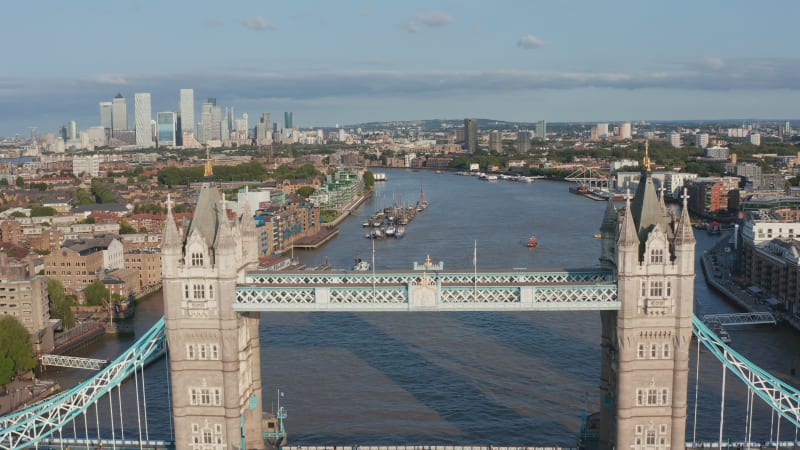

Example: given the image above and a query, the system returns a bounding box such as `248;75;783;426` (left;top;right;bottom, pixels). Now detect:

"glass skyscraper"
134;93;152;148
157;112;176;147
179;89;195;134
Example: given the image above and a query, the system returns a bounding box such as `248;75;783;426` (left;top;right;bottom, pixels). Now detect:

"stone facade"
0;254;54;353
598;171;696;450
162;188;264;450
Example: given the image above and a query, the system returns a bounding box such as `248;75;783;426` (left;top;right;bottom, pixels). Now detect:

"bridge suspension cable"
0;317;166;450
693;316;800;429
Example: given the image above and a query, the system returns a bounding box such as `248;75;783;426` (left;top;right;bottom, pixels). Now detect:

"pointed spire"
674;188;695;245
601;194;617;233
643;140;652;172
203;144;213;178
163;193;181;247
619;189;639;247
658;183;667;213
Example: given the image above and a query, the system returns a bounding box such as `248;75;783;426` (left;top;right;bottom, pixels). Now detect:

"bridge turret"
600;164;696;450
163;184;265;450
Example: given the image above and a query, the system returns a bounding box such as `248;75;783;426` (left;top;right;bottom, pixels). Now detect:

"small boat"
395;226;406;239
527;235;538;248
593;233;602;239
353;258;371;271
385;225;396;237
362;220;370;227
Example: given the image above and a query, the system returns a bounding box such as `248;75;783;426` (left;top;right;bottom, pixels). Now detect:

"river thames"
46;168;800;446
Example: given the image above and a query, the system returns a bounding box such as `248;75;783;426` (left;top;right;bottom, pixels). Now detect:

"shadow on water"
263;312;575;444
452;311;600;382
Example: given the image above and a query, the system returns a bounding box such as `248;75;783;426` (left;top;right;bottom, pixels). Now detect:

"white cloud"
417;11;453;28
404;21;420;34
517;35;546;50
241;16;274;31
86;74;128;85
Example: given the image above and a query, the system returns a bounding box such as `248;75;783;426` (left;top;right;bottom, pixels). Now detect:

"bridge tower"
162;186;265;449
599;165;695;449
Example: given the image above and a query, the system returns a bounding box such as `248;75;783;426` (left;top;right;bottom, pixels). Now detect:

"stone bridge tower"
599;161;696;449
162;186;264;449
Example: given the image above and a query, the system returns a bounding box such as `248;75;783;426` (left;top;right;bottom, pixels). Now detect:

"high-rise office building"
157;112;177;147
695;133;709;148
284;112;293;129
488;131;502;153
517;131;530;153
68;120;77;140
179;89;195;134
535;120;547;140
111;93;128;133
198;99;215;144
134;93;153;148
256;113;272;145
618;122;632;139
99;102;113;131
210;100;222;141
464;118;478;152
670;131;682;148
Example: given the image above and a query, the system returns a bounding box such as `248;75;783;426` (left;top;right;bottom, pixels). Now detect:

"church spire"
203;145;214;178
642;140;652;172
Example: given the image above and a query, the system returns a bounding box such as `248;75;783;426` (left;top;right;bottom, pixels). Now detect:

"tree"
84;281;110;306
30;206;56;217
47;278;75;330
0;316;36;382
362;171;375;189
0;353;14;387
119;220;135;234
296;186;315;198
15;176;24;188
0;178;8;186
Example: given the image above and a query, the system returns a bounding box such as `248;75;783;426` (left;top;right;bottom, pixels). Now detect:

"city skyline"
2;0;800;136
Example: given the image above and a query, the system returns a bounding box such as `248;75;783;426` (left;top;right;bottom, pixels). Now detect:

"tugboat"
527;235;538;248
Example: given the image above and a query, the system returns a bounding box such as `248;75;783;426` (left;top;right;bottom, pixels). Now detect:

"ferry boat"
527;235;538;247
373;172;387;182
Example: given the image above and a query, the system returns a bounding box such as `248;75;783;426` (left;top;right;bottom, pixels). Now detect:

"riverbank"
701;232;800;332
322;191;373;228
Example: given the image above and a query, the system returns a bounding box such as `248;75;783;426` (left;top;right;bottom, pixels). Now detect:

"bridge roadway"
234;268;620;312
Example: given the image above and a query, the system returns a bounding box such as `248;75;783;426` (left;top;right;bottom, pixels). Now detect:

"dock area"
293;228;340;249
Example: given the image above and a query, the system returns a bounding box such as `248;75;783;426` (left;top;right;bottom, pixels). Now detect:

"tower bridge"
3;167;800;449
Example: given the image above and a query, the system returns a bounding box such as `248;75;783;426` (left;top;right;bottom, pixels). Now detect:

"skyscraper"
464;118;478;152
619;122;632;140
198;100;214;144
517;131;530;153
535;120;547;140
99;102;113;131
68;120;77;141
179;89;195;134
111;93;128;133
256;113;272;145
284;112;293;129
134;93;153;148
488;131;502;153
157;111;177;147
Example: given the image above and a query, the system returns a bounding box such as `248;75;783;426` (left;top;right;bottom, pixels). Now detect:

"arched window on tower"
650;248;664;264
191;252;204;267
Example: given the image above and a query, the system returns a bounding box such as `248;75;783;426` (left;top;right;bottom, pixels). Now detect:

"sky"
2;0;799;136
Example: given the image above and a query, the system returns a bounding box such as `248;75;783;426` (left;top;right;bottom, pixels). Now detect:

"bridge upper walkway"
235;268;619;312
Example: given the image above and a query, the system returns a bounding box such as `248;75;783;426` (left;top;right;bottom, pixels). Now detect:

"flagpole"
473;240;477;293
